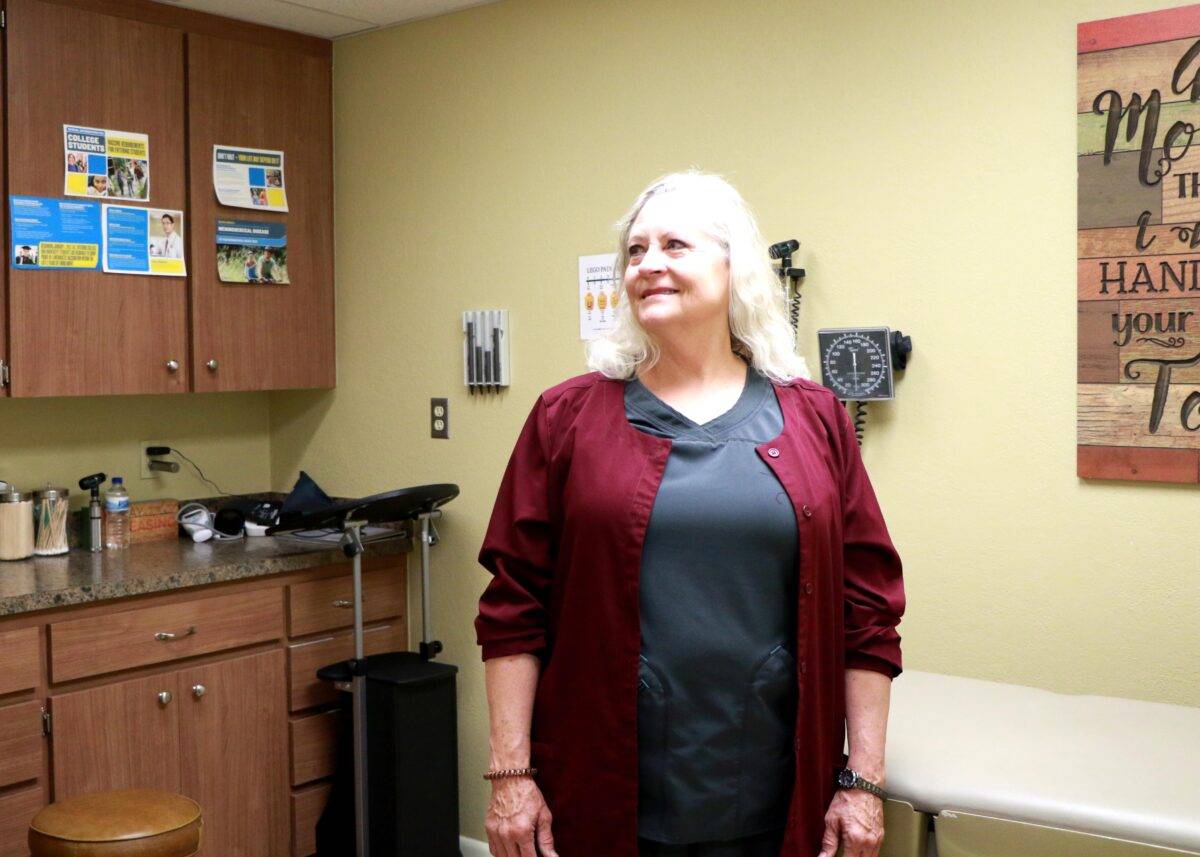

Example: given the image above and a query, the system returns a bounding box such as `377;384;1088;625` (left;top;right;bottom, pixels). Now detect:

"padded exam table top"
885;670;1200;852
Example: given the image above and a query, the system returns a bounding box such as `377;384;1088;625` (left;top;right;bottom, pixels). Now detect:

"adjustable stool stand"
269;484;460;857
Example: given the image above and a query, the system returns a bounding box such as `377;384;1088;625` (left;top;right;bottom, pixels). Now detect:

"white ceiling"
157;0;500;39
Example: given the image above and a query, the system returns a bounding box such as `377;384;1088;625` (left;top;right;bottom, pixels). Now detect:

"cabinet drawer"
290;709;339;786
0;628;39;696
287;567;405;638
0;783;43;857
50;588;284;682
291;783;331;857
287;622;404;712
0;702;43;789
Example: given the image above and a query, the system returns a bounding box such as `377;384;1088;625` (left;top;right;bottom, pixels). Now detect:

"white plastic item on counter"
0;488;35;560
104;477;130;550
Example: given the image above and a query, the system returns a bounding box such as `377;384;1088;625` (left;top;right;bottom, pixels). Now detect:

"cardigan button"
802;505;813;518
767;447;780;457
804;582;813;595
799;660;807;674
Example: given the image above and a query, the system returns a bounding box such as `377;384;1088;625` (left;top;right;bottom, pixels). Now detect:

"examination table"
876;670;1200;856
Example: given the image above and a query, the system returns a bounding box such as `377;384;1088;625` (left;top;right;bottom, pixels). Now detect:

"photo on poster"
212;145;288;212
9;195;102;270
64;125;150;201
103;205;185;277
216;219;288;284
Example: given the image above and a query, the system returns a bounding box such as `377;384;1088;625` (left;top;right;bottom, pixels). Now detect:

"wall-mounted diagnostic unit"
462;309;509;395
817;327;912;444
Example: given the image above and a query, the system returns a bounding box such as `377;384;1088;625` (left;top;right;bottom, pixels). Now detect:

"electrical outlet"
431;398;449;439
140;440;169;479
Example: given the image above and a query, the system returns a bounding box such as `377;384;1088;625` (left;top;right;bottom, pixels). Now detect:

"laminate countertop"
0;529;412;617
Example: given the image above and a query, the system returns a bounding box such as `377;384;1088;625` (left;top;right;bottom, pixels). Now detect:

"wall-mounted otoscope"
769;239;806;333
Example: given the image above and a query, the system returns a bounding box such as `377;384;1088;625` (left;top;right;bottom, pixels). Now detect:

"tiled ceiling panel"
157;0;500;38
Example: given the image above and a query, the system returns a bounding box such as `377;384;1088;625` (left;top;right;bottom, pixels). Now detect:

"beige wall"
271;0;1200;840
2;394;272;508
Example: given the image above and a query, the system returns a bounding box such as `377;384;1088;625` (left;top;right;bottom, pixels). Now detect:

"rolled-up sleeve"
475;397;557;661
835;401;905;678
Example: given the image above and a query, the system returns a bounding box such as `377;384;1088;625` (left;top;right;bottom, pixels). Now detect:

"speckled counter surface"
0;530;412;616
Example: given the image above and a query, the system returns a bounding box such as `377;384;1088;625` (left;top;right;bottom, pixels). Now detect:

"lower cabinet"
0;555;407;857
51;649;289;856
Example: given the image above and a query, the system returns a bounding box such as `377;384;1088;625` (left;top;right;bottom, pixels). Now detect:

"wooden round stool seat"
28;789;202;857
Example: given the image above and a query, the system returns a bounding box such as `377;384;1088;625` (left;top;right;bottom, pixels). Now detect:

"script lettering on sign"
1078;4;1200;482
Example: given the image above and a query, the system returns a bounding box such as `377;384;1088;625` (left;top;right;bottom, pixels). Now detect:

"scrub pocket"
637;655;670;821
738;643;798;831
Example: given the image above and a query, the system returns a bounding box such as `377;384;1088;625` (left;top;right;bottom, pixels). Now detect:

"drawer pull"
332;600;353;609
157;691;172;706
154;626;197;642
192;683;207;699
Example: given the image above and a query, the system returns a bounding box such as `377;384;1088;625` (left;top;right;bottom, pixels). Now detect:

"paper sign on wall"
9;195;101;270
579;253;619;341
212;145;288;211
102;206;186;277
63;125;149;201
216;220;288;284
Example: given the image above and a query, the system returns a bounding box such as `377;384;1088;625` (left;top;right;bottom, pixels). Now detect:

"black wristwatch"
834;767;887;800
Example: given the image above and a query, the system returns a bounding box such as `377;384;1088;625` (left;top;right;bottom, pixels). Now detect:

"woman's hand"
485;776;558;857
817;788;884;857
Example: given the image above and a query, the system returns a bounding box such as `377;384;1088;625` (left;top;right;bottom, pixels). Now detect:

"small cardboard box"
129;499;180;543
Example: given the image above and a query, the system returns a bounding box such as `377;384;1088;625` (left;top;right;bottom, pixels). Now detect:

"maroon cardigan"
475;371;905;856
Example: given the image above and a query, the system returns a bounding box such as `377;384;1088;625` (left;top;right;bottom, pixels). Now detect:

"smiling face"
624;192;730;335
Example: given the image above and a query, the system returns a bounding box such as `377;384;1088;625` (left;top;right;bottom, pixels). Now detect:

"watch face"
817;329;894;401
837;769;856;789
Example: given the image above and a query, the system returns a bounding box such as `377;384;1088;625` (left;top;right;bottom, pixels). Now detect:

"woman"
476;171;905;857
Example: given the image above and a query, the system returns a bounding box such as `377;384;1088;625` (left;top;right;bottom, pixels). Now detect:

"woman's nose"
637;245;666;272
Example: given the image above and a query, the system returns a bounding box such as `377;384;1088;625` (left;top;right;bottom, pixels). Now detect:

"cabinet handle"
192;684;207;699
166;360;180;372
157;691;172;707
206;359;218;371
332;599;353;609
154;626;196;642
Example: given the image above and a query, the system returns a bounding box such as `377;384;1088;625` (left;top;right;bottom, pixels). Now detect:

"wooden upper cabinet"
187;35;334;392
5;0;189;397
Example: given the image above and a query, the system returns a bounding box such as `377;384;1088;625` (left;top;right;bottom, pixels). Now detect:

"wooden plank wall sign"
1078;5;1200;483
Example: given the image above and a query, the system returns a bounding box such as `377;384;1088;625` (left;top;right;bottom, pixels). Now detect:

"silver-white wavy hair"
586;170;810;383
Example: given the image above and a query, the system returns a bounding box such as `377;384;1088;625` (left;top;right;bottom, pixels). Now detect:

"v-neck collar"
625;363;771;441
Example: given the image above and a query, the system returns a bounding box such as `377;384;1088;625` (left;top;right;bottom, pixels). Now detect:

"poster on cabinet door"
9;195;101;269
579;253;618;340
102;205;186;276
63;125;149;201
212;145;288;211
216;220;288;284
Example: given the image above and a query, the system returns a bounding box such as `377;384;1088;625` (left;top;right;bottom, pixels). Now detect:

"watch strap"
835;767;888;800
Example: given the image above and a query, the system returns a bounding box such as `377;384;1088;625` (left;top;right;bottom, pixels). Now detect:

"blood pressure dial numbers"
817;328;894;401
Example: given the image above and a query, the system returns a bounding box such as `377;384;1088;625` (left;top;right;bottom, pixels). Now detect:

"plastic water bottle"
104;477;131;550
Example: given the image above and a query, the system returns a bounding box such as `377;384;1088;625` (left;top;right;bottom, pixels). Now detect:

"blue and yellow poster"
9;195;101;269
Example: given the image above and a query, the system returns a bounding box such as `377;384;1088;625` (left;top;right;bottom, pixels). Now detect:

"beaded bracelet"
483;767;538;781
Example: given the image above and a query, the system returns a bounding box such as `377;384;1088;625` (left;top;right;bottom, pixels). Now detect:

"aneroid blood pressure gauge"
817;327;909;401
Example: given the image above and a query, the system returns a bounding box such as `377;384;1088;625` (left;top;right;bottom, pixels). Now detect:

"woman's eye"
628;245;644;257
666;239;686;250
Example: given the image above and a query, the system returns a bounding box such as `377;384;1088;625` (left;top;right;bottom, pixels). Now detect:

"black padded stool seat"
28;789;202;857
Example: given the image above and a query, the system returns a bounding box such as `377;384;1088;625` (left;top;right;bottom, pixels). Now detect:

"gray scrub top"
626;364;800;844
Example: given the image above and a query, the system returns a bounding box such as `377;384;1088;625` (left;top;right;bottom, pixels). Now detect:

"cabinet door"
187;35;334;392
180;649;289;856
5;0;188;397
50;672;181;798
